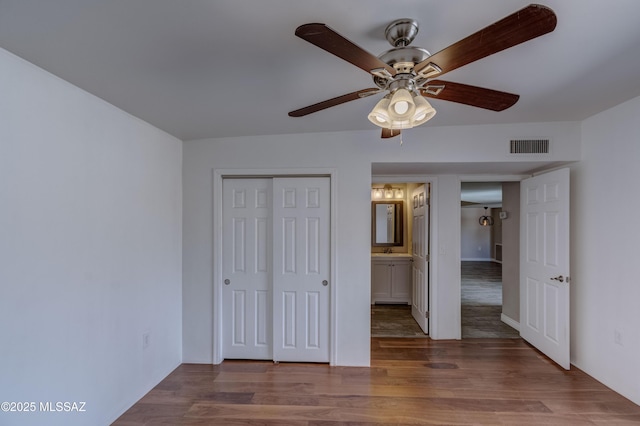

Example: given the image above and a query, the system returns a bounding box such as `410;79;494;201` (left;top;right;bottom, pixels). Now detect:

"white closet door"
222;178;272;359
272;177;330;363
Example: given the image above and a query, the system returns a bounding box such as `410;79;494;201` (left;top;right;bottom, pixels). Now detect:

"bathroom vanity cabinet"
371;255;411;304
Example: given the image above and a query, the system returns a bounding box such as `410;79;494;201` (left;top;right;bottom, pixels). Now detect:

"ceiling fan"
288;4;557;138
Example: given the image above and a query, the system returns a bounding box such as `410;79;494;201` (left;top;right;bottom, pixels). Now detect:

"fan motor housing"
374;18;431;89
385;18;420;47
374;46;431;88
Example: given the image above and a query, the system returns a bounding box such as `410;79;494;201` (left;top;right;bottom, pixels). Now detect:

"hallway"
462;261;519;338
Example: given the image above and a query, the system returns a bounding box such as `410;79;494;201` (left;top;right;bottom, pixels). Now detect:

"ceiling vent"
509;139;550;154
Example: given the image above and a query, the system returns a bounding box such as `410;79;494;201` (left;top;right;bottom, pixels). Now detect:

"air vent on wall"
510;139;550;154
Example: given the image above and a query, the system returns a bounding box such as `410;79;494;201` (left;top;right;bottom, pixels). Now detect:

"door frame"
457;172;561;340
458;175;527;339
372;175;437;337
213;168;338;365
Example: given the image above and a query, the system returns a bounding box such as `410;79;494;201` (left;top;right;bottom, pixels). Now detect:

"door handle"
550;275;564;283
224;279;231;285
322;280;328;286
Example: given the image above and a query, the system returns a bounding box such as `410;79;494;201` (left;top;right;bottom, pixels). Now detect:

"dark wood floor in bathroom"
371;304;427;337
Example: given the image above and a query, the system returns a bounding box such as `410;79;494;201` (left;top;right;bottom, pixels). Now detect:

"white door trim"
457;174;530;340
213;168;338;365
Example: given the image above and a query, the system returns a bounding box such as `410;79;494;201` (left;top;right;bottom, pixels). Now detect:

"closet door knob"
224;279;231;285
322;280;328;286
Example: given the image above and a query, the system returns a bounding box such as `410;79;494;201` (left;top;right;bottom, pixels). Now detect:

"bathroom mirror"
371;201;404;246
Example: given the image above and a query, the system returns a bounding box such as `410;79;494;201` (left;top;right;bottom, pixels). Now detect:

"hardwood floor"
371;304;427;338
462;261;519;339
371;262;517;339
113;338;640;425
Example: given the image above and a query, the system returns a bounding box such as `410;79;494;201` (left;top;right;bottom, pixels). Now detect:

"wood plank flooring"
462;261;519;339
371;304;427;338
113;338;640;425
371;261;518;339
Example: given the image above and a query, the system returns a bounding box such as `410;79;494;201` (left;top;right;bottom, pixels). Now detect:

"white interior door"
411;184;429;334
520;168;570;369
273;177;330;362
222;178;272;360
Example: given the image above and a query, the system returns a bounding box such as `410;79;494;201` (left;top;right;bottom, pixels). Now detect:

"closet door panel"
273;177;330;362
222;178;272;359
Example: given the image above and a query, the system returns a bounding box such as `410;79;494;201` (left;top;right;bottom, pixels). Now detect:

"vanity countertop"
371;253;412;258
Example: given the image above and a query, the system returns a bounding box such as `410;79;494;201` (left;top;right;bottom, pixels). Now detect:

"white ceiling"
2;0;640;143
461;182;503;207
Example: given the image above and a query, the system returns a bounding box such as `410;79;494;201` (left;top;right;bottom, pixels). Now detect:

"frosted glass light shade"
389;118;412;130
412;96;436;126
368;91;437;130
388;88;416;120
367;97;391;128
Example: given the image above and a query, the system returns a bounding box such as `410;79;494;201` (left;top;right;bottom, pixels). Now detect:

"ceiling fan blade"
381;128;401;138
414;4;557;77
288;88;379;117
295;23;397;76
420;80;519;111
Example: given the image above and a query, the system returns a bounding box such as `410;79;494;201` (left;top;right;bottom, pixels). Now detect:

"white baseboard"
461;257;493;262
501;313;520;331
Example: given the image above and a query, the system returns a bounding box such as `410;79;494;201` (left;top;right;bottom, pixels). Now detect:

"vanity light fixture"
384;184;395;199
372;184;405;200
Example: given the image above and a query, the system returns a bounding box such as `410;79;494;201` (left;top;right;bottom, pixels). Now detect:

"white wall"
183;133;374;366
571;95;640;405
183;121;580;364
0;48;183;426
461;207;492;260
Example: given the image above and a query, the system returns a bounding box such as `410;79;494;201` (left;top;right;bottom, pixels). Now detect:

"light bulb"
388;89;416;121
393;101;409;115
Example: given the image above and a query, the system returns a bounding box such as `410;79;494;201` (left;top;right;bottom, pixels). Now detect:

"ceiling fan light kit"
289;4;557;138
367;74;437;130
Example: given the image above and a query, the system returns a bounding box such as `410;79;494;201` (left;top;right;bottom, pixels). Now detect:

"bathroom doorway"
370;180;431;338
